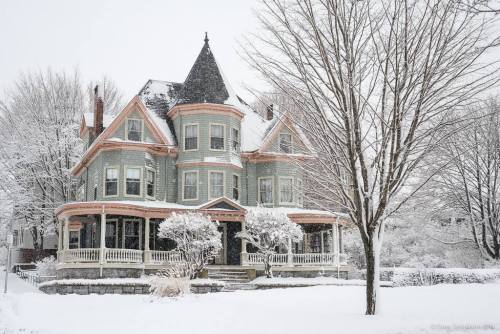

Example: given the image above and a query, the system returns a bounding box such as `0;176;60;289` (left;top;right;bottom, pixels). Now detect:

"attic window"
279;133;292;153
127;119;142;141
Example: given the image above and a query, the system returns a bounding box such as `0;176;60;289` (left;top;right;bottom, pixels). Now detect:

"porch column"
144;217;150;264
63;217;69;250
240;220;247;265
332;222;338;264
287;237;293;266
99;212;106;265
57;219;63;252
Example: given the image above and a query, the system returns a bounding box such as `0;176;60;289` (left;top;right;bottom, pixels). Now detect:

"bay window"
233;174;240;201
183;171;198;200
125;167;141;196
258;177;273;204
184;124;198;151
104;167;118;196
279;177;294;204
210;124;225;150
209;171;224;199
146;169;155;198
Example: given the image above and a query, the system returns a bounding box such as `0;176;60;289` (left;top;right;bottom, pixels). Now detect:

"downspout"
164;156;168;202
85;166;89;201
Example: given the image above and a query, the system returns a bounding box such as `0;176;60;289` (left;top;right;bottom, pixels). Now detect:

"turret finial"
204;32;209;44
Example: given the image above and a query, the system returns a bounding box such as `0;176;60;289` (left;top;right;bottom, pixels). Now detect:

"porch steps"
223;283;258;291
207;269;250;283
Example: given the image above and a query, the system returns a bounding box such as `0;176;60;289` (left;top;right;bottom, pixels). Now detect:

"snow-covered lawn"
1;269;499;334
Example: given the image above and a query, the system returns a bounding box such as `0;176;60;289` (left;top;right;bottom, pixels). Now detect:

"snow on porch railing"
292;253;335;265
105;249;143;263
149;250;184;264
62;248;100;263
243;253;343;266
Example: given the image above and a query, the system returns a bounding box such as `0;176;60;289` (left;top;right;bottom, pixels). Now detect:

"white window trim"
279;176;295;205
231;127;240;152
103;166;120;198
232;173;241;202
125;117;144;142
145;167;156;199
183;123;199;151
208;170;225;200
279;132;293;153
124;165;143;198
209;123;226;151
257;176;274;205
182;170;199;201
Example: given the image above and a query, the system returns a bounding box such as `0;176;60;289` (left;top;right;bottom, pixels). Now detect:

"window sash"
127;119;142;141
126;168;141;196
105;168;118;196
184;125;198;150
233;175;239;201
210;124;224;150
184;172;198;200
146;170;155;197
279;133;292;153
280;178;293;203
259;178;273;204
231;128;239;151
210;172;224;198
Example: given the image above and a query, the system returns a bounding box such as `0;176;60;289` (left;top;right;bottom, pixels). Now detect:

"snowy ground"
1;269;499;334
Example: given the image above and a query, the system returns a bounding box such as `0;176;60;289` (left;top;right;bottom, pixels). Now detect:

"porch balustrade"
60;248;100;263
105;248;143;263
149;250;184;264
242;252;345;266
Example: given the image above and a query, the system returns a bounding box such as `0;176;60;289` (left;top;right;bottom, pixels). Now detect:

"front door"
123;219;141;249
214;223;227;265
105;220;118;248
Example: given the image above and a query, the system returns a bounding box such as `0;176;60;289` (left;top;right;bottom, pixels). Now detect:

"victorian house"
55;35;349;279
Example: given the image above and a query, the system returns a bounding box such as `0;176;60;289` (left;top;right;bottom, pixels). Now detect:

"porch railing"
149;250;183;264
105;249;143;263
61;248;100;263
242;252;347;266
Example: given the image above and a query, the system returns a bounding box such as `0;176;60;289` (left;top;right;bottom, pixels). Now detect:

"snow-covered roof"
82;113;115;129
138;80;182;145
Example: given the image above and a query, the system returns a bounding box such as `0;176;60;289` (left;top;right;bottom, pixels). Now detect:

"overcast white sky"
0;0;264;102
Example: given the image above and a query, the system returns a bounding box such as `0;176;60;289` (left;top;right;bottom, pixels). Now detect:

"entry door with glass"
123;219;141;249
214;223;227;265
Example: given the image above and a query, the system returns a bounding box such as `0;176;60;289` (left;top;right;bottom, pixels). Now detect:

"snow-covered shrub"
149;268;190;297
158;212;222;279
392;268;500;286
35;256;57;277
236;207;303;278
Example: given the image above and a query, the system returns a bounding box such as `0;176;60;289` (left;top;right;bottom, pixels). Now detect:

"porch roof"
55;197;350;225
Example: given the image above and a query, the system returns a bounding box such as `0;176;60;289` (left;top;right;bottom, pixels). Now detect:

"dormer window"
279;133;292;153
127;119;142;141
231;128;240;151
210;124;225;150
184;124;198;151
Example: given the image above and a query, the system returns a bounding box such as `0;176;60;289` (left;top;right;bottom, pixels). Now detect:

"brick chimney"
266;104;274;120
93;85;104;136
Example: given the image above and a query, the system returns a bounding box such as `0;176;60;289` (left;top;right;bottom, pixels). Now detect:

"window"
279;133;292;153
210;124;225;150
184;124;198;151
279;177;294;204
69;230;80;249
183;171;198;200
258;177;273;204
296;179;303;206
127;119;142;141
233;174;240;201
124;219;140;249
209;171;224;199
126;167;141;196
105;168;118;196
146;169;155;198
231;128;240;151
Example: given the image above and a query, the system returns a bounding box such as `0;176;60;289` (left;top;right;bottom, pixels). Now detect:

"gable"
260;115;313;154
199;197;246;212
108;109;160;144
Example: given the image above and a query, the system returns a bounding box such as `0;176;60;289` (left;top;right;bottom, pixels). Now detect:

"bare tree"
432;99;500;260
243;0;499;314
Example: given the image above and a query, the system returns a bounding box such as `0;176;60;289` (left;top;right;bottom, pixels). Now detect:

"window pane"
147;170;155;197
259;178;273;204
233;175;239;201
232;128;239;151
279;133;292;153
280;178;293;203
126;168;141;196
127;119;142;141
184;172;198;199
185;125;198;150
210;124;224;150
210;172;224;198
105;168;118;196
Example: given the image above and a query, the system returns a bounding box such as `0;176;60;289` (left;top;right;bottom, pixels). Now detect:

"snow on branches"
158;212;222;279
237;207;303;278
